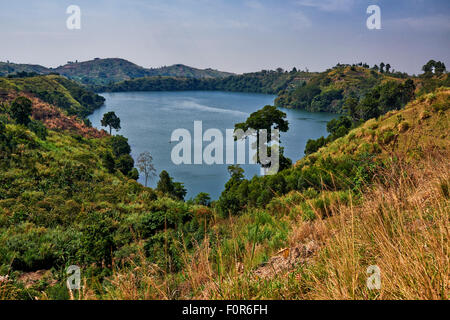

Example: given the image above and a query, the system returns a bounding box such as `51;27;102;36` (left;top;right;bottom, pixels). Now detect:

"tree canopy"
10;96;32;125
101;111;121;134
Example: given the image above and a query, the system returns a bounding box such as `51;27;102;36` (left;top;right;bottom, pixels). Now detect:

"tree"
102;151;116;173
10;96;32;125
157;170;174;195
343;96;359;121
422;60;436;75
422;60;446;76
235;105;289;144
194;192;211;206
385;64;391;73
137;151;156;187
101;111;121;134
380;62;385;73
156;170;187;200
116;154;135;176
28;119;48;140
435;61;446;75
305;136;326;155
235;105;291;171
359;92;380;120
109;135;131;157
173;182;187;201
224;165;245;191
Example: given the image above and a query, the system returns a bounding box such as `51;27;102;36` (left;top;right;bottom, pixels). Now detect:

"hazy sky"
0;0;449;74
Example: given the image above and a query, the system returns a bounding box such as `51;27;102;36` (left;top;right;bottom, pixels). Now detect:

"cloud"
295;0;355;12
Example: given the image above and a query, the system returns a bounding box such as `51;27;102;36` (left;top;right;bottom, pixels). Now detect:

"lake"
88;91;337;199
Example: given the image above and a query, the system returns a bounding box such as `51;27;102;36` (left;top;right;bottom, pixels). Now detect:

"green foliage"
27;119;48;140
358;80;416;121
10;96;32;125
101;111;121;134
235;105;289;133
193;192;211;206
156;170;187;201
305;116;353;155
0;75;105;118
422;60;446;76
109;135;131;157
115;154;135;176
97;69;304;94
310;89;343;112
102;151;116;173
0;121;202;287
275;65;382;113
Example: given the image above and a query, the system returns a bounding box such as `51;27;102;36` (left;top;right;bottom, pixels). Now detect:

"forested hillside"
0;62;448;300
97;63;436;115
0;59;234;86
0;75;104;118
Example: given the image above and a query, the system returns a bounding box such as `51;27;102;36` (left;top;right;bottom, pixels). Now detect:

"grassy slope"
197;88;450;299
0;121;207;299
0;75;104;117
0;74;448;300
88;88;448;300
275;65;398;112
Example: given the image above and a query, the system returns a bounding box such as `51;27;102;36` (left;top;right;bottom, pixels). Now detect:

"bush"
10;97;32;125
27;120;48;140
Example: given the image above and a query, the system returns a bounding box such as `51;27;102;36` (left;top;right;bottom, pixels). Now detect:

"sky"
0;0;449;74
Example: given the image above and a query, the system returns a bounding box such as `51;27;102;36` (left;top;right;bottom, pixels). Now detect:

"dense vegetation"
0;94;209;299
0;75;104;118
0;62;49;77
0;61;448;300
95;69;311;94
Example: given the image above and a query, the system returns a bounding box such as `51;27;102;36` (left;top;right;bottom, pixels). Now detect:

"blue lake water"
88;91;336;199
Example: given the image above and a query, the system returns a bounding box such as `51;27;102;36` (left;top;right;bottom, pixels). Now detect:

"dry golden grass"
181;150;448;300
296;152;449;300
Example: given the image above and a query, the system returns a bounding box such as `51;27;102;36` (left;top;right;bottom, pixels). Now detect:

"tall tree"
101;111;121;134
235;105;291;171
385;64;391;73
194;192;211;206
137;151;156;187
380;62;385;73
10;96;32;125
157;170;174;195
343;96;359;121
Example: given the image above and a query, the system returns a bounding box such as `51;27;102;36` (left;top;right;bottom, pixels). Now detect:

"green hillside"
97;69;313;94
0;75;104;118
0;66;448;300
0;62;49;77
146;64;234;79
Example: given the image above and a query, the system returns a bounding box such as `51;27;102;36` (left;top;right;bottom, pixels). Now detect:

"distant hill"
146;64;234;79
97;69;315;94
0;58;234;86
0;62;49;76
